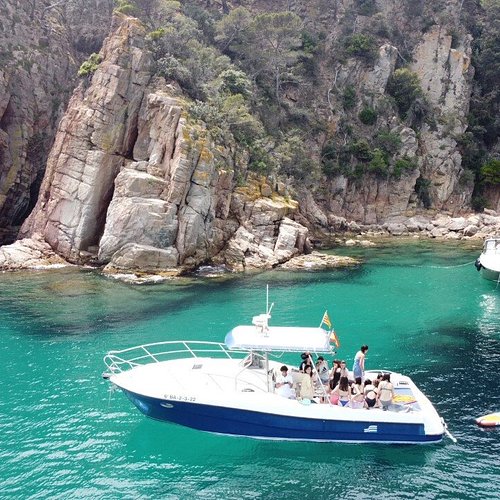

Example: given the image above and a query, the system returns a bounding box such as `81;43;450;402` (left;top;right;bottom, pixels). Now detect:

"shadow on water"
0;264;372;338
125;417;436;469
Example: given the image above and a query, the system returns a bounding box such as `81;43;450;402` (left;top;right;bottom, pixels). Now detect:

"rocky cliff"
6;14;314;274
0;1;499;274
0;0;113;244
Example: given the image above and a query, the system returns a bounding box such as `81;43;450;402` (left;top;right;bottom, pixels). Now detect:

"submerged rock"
278;251;359;270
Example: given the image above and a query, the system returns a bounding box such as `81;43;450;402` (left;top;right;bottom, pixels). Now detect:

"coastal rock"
216;199;311;271
448;217;467;231
103;243;179;272
463;224;478;237
278;251;359;270
0;236;69;270
385;223;407;236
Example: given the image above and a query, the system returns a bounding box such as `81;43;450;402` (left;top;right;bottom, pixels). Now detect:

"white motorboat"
475;238;500;282
103;302;449;444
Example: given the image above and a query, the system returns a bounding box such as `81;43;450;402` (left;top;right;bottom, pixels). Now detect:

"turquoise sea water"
1;240;499;499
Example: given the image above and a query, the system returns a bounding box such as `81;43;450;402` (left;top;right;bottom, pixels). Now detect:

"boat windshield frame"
483;238;500;254
104;340;251;374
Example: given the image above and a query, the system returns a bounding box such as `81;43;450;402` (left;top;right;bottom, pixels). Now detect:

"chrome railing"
103;340;249;374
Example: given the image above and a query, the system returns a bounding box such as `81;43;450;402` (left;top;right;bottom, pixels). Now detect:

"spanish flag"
321;311;332;329
330;330;340;348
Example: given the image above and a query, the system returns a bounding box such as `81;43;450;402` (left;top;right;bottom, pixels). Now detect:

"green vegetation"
386;68;423;118
374;131;401;155
344;34;377;63
393;156;417;179
100;0;496;206
350;139;373;162
367;148;389;177
480;158;500;185
77;53;102;77
358;107;377;125
355;0;378;16
216;10;304;104
114;0;137;15
342;86;357;109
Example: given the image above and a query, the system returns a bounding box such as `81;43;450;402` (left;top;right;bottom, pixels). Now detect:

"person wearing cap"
275;365;295;399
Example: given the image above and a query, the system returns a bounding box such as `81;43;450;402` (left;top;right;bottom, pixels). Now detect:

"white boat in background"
475;238;500;282
103;296;451;444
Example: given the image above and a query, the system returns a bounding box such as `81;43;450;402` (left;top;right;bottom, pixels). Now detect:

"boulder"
106;243;179;271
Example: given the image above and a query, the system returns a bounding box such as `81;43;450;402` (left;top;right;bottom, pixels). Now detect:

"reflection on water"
477;293;500;338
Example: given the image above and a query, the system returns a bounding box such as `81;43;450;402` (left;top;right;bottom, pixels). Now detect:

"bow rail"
103;340;251;374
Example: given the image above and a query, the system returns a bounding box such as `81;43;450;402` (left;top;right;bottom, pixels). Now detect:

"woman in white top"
300;365;315;400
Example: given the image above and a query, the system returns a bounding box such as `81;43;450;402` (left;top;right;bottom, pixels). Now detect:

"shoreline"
0;209;496;282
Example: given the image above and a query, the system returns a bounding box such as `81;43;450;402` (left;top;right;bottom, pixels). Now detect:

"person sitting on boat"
275;366;295;399
300;364;315;401
316;356;330;385
377;373;395;410
350;377;365;409
352;345;368;380
363;379;378;409
331;376;352;407
339;360;349;379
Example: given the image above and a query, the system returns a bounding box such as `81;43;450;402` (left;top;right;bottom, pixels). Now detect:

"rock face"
301;22;475;228
0;5;493;275
3;14;313;274
20;14;152;263
411;26;474;210
0;0;113;244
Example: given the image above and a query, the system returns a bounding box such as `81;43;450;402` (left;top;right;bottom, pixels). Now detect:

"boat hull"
480;266;500;282
122;389;442;444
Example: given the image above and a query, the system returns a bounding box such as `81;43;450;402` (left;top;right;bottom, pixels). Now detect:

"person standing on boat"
300;364;315;400
352;345;368;380
275;366;295;399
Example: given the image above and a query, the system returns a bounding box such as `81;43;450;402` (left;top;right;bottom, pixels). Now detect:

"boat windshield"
484;239;500;254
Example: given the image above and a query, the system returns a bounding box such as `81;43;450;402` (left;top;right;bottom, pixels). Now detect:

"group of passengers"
275;348;395;409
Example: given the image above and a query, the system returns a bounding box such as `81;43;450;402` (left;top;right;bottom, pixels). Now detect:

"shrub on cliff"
114;0;137;16
387;68;423;118
77;53;102;77
350;139;373;162
215;10;304;105
358;107;377;125
392;156;417;179
375;131;401;155
367;148;389;177
342;86;357;109
480;158;500;185
344;34;377;63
